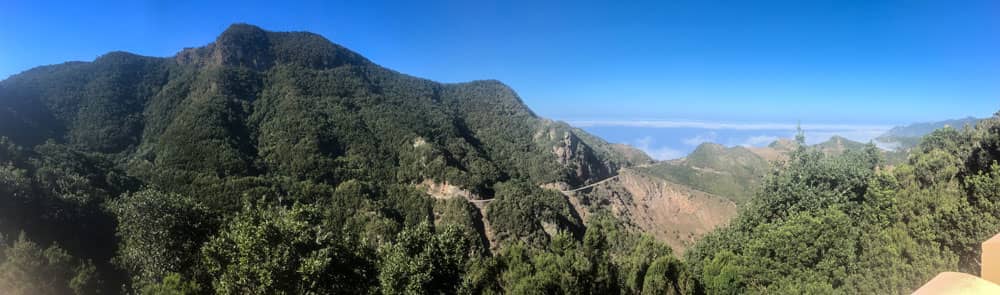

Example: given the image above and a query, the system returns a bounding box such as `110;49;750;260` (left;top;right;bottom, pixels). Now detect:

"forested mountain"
2;23;999;295
639;143;771;206
0;24;696;294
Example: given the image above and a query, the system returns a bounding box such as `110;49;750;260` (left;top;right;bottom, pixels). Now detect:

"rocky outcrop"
536;121;618;186
176;23;369;70
419;179;477;200
419;179;499;251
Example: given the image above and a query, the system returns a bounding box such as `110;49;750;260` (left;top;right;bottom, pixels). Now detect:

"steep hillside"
0;24;630;191
638;143;771;206
550;142;770;255
566;169;738;254
745;138;799;162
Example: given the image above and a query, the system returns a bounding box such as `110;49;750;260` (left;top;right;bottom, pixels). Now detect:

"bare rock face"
176;23;369;71
541;123;615;186
175;24;272;70
419;179;477;200
566;169;738;254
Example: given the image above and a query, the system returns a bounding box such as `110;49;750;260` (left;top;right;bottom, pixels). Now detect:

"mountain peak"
213;23;273;69
219;23;267;38
767;138;800;151
176;23;369;70
693;142;725;151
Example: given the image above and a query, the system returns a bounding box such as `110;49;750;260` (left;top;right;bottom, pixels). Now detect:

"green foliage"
377;223;478;294
139;273;201;295
201;201;376;294
488;215;696;295
109;189;215;289
486;180;582;246
685;116;1000;294
642;255;692;295
639;143;770;205
0;232;101;295
0;24;663;294
0;140;128;293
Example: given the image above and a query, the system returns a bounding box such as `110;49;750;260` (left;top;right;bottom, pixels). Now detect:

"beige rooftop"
912;232;1000;294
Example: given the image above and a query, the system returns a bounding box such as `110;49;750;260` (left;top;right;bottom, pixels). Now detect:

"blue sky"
2;0;999;157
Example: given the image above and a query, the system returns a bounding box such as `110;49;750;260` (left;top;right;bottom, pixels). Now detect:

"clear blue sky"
2;0;999;124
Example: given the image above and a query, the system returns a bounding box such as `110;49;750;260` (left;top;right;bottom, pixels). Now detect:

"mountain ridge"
876;116;982;150
0;23;620;186
1;23;688;292
0;23;660;256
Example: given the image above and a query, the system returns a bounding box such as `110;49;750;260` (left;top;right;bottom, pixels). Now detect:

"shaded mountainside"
0;23;648;246
0;24;628;191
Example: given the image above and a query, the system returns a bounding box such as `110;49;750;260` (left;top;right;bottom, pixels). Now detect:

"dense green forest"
0;24;676;294
1;24;999;294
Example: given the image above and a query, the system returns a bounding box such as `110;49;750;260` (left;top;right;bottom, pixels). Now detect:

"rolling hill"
637;143;771;206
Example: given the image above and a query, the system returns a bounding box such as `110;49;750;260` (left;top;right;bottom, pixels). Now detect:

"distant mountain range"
564;134;887;251
876;117;982;150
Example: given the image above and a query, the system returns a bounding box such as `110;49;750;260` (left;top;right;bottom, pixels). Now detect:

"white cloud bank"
634;136;684;160
737;135;780;147
682;132;718;146
568;119;893;132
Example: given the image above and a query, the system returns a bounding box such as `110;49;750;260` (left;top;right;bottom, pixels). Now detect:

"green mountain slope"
0;24;692;293
0;24;631;191
814;135;867;155
637;143;771;205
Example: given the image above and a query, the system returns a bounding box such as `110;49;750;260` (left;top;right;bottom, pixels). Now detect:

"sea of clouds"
569;119;893;160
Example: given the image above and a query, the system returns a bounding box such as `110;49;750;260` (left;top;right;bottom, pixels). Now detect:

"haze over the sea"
566;119;894;160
